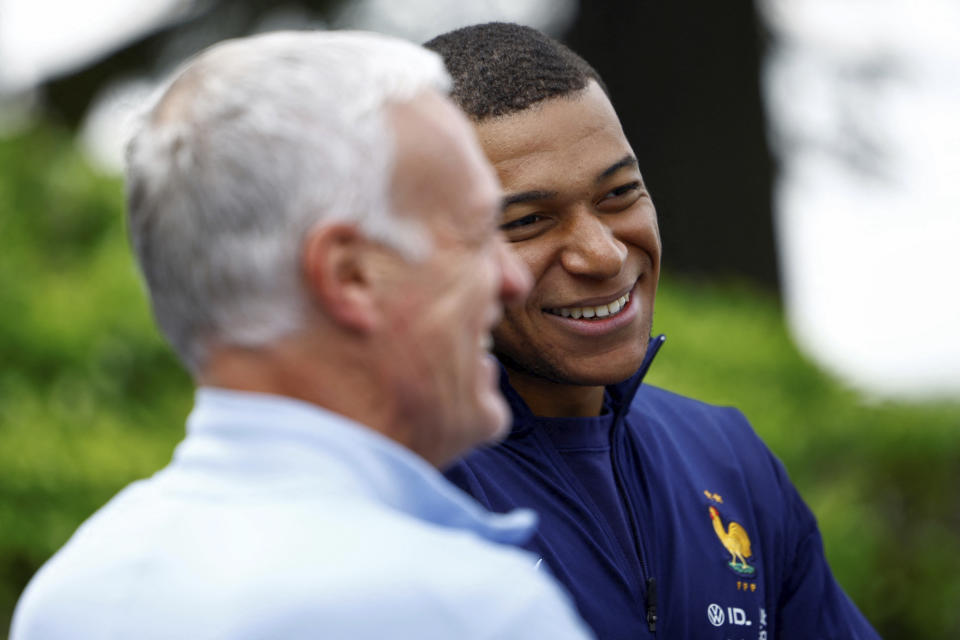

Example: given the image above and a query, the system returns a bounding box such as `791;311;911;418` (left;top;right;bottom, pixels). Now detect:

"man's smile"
545;290;631;320
536;279;643;338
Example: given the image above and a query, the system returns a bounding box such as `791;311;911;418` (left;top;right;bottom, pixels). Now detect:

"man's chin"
497;350;645;388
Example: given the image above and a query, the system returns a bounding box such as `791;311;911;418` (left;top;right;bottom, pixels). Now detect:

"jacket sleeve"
775;472;881;640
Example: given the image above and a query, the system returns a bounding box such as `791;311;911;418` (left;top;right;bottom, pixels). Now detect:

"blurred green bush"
0;123;193;636
1;123;958;639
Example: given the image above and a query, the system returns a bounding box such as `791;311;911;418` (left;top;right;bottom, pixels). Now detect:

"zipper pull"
645;577;658;633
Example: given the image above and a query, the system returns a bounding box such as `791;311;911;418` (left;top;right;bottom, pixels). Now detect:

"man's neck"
504;367;606;418
199;334;390;432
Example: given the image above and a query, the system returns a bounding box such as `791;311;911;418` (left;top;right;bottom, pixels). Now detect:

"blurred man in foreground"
11;30;594;639
426;22;879;640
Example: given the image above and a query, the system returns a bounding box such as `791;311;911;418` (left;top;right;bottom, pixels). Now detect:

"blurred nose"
497;239;532;306
560;210;627;279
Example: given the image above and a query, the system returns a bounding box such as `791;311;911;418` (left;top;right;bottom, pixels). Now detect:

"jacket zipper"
611;425;657;634
646;576;658;632
610;335;666;634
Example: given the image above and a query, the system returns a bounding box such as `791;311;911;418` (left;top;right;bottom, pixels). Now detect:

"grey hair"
125;30;451;373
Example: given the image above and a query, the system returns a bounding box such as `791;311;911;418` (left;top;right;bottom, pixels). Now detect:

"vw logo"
707;603;725;627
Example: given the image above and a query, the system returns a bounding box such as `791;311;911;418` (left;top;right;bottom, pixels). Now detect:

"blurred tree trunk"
565;0;778;290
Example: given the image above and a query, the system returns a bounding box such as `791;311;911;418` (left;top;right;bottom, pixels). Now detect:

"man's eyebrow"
502;189;559;209
597;154;639;182
500;156;638;209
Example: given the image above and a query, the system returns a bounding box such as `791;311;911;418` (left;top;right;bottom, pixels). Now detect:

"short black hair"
424;22;607;120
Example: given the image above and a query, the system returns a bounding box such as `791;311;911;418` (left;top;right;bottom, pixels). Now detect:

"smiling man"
426;22;879;640
11;30;594;640
475;80;660;418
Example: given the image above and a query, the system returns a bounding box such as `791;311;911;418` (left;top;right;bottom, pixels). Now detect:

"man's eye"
499;213;550;242
500;214;543;231
597;182;644;212
604;182;640;200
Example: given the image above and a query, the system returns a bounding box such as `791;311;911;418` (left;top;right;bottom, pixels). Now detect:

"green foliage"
0;124;193;636
1;124;958;639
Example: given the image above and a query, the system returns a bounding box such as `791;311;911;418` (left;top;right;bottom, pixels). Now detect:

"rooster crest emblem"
708;506;756;576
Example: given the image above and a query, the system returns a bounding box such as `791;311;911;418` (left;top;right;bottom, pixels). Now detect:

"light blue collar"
177;387;537;546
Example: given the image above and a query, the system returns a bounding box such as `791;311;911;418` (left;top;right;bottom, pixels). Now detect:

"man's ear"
302;223;381;333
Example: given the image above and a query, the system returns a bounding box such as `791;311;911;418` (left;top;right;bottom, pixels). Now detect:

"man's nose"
497;240;533;306
559;210;627;279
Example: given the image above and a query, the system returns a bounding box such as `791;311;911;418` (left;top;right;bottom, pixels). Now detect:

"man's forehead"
472;82;634;184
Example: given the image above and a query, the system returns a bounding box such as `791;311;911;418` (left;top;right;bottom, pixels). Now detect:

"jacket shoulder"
630;384;762;448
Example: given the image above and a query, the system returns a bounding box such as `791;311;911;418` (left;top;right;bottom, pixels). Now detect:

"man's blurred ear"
302;224;382;333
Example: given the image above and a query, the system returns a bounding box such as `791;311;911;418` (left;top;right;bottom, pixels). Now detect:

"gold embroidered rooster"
708;506;755;575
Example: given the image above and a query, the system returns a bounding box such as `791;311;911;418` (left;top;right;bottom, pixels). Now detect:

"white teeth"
548;292;630;320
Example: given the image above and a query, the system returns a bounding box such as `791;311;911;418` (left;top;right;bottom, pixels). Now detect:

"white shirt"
11;388;593;639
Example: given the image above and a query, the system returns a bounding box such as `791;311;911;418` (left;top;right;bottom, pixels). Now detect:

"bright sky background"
0;0;188;93
0;0;576;170
1;0;957;400
762;0;960;399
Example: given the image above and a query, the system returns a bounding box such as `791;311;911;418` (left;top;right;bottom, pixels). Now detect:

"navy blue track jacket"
445;336;879;639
